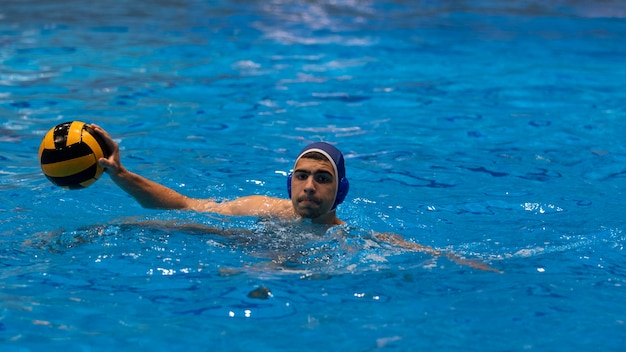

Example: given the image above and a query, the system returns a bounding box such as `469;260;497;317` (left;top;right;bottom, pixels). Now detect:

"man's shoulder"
245;195;291;208
244;195;295;219
188;195;294;219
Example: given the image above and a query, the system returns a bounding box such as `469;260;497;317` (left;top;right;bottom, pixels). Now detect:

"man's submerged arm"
375;232;502;273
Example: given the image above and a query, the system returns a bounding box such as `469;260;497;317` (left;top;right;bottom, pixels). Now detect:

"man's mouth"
298;197;320;205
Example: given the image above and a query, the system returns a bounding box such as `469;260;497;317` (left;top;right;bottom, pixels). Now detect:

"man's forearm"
109;167;190;209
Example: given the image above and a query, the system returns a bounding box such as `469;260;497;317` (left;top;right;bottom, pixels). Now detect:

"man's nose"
304;176;316;193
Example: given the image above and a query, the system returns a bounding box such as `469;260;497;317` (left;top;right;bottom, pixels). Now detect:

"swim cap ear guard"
287;142;350;210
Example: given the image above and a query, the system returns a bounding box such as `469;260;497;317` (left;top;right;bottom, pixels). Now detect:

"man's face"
290;157;337;220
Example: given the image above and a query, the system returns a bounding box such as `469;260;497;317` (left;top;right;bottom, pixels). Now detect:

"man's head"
288;142;349;221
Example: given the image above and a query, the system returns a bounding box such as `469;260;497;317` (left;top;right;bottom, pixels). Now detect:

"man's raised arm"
92;125;294;219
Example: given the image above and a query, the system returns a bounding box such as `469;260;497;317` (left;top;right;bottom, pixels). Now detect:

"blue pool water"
2;0;626;350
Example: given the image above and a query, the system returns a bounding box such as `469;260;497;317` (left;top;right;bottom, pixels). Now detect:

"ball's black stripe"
84;125;112;157
40;142;94;164
67;184;87;190
45;163;98;188
53;121;72;149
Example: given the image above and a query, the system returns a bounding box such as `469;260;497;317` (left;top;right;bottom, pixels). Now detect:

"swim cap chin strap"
287;142;349;211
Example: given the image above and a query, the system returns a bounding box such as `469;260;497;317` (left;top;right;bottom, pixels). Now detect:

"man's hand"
91;124;123;176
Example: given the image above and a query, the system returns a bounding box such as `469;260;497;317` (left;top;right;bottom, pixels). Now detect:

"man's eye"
294;172;308;180
315;174;332;183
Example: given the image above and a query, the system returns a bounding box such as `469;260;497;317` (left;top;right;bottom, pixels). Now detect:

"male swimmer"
93;125;348;226
92;125;499;272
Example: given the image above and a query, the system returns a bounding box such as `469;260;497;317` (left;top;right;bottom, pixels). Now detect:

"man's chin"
296;207;323;219
297;210;319;219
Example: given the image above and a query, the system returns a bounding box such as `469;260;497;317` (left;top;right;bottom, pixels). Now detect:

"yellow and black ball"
39;121;111;189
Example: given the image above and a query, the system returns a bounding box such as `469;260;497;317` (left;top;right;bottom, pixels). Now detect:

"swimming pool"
2;0;626;350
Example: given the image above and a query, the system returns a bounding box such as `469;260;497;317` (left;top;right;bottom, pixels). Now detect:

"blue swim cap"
287;142;349;210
